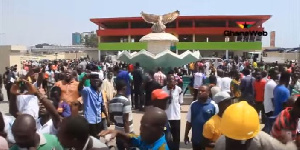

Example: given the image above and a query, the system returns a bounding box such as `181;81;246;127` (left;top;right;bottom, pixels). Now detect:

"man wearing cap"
202;91;232;150
151;89;173;146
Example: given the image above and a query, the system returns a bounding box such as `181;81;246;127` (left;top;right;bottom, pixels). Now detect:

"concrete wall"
86;50;99;61
0;45;27;74
265;52;298;61
0;45;89;73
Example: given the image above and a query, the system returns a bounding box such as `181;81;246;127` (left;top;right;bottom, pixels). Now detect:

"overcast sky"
0;0;299;48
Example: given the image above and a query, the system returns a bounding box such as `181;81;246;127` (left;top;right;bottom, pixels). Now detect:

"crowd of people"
0;57;300;150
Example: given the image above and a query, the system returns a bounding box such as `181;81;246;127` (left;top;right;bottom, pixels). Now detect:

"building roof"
91;15;271;25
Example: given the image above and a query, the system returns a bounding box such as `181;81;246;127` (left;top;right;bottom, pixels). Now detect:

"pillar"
192;34;196;42
128;35;131;43
226;50;229;60
98;36;101;61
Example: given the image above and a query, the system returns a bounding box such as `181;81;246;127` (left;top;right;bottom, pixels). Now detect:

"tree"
84;32;98;48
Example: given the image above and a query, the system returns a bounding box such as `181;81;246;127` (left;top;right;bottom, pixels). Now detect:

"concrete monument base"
139;33;179;55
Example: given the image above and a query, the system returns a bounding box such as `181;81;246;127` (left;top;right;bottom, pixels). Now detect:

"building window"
179;35;193;42
179;21;193;27
195;20;226;27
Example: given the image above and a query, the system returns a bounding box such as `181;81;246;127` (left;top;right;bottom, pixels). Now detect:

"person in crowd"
101;71;115;102
132;62;144;110
101;71;115;129
173;67;183;89
264;69;278;117
144;72;162;106
262;70;268;81
184;85;217;150
109;80;134;150
54;69;80;115
79;73;109;138
220;72;232;93
58;116;108;150
214;101;298;150
208;75;221;98
10;114;63;150
151;89;173;145
45;64;56;95
253;71;267;123
154;67;166;87
240;68;255;105
91;64;104;81
273;71;291;116
100;107;169;150
113;66;132;102
230;70;241;98
10;80;61;136
192;66;206;101
151;89;170;110
50;87;71;118
4;67;15;103
162;74;183;150
216;69;223;88
202;91;232;150
10;79;39;120
271;96;300;143
78;68;91;87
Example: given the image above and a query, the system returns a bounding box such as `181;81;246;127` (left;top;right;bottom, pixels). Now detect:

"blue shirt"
129;134;169;150
116;70;131;96
273;85;290;116
80;87;103;124
190;100;216;144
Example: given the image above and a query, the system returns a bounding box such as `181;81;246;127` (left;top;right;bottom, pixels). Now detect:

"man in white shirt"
216;69;223;88
264;69;278;117
193;68;205;101
162;74;183;150
220;72;232;93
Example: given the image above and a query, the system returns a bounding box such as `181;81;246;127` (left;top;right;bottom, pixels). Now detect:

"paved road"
0;87;193;149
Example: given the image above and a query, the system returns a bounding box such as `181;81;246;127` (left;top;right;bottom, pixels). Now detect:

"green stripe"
98;42;262;51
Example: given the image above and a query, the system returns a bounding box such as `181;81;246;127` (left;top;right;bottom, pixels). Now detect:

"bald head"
12;114;37;148
12;114;36;132
143;107;167;127
140;107;168;144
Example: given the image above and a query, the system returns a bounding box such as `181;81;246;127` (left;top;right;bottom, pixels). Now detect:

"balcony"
98;42;262;51
97;27;265;36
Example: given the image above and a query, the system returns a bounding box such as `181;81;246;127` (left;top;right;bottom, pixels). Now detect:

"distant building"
72;32;82;45
81;32;93;44
90;15;271;57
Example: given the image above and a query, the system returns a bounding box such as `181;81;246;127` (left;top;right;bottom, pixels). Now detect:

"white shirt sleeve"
186;102;195;123
179;88;183;104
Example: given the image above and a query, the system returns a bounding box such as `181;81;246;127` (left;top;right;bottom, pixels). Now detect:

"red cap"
128;64;134;72
151;89;169;101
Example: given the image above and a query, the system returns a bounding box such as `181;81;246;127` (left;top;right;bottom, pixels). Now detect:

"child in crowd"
50;87;71;118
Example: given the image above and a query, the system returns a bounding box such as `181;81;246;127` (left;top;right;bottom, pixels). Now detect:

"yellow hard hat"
220;101;260;140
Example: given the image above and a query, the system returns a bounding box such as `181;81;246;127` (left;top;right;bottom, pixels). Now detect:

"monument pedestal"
140;33;179;55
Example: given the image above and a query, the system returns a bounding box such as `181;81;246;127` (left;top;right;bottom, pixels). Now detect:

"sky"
0;0;299;48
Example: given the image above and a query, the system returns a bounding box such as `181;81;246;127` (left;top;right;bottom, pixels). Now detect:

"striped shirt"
271;107;298;142
154;71;166;86
109;95;133;133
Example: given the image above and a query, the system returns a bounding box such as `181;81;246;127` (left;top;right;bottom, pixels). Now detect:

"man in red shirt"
271;96;300;144
253;71;267;123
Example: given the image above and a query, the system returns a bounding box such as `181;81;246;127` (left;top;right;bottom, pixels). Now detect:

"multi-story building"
72;32;82;45
90;15;271;58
